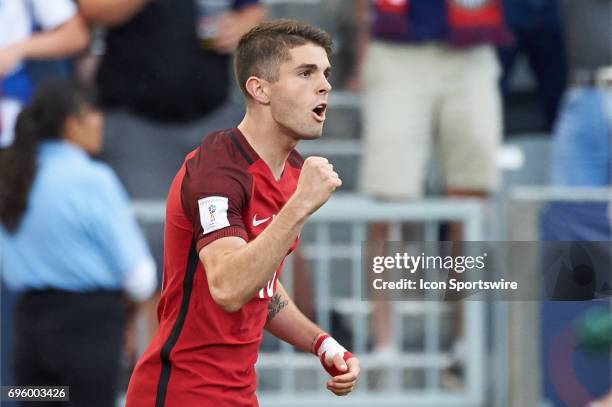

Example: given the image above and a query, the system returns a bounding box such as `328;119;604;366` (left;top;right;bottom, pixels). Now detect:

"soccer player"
124;20;360;407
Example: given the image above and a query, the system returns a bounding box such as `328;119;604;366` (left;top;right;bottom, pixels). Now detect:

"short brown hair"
234;19;333;97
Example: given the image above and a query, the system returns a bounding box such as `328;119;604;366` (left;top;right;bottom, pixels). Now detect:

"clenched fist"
293;156;341;215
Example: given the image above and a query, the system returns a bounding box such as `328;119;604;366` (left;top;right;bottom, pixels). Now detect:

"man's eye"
300;71;311;78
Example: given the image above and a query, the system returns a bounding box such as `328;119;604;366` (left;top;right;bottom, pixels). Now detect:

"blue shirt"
0;141;153;292
407;0;448;42
550;88;611;187
502;0;561;29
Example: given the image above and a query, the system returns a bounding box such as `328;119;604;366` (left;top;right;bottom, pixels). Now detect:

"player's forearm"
265;282;322;353
207;198;310;311
77;0;151;26
12;14;90;60
204;157;340;312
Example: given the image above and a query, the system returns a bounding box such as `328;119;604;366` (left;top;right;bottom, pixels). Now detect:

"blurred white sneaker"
372;343;399;361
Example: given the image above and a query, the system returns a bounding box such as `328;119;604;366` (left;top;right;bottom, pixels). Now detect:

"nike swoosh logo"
253;215;271;227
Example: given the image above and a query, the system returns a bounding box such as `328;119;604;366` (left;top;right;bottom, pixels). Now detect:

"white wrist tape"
317;336;347;364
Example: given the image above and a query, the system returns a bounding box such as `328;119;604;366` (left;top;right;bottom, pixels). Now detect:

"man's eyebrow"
295;64;333;75
295;64;319;71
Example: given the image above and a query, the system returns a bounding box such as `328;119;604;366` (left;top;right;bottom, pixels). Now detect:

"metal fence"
133;194;487;407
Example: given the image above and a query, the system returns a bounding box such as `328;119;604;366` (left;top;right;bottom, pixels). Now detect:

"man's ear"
245;76;271;105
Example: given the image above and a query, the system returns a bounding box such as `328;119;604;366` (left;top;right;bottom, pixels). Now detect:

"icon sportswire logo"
252;214;272;227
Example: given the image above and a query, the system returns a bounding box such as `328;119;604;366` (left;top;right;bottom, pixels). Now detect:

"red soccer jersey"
125;128;302;407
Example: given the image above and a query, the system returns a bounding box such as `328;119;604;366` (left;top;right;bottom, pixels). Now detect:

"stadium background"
1;0;611;406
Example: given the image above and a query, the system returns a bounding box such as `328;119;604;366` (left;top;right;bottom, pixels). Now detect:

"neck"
63;133;86;153
238;108;298;180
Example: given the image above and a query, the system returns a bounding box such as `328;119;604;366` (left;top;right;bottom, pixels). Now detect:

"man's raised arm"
199;157;341;312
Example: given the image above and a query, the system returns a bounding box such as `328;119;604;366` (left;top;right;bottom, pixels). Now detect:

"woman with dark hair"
0;80;156;407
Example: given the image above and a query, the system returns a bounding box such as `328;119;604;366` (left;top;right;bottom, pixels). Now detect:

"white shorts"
360;42;502;199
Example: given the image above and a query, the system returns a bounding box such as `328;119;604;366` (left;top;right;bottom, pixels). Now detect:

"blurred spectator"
353;0;510;202
76;0;265;197
498;0;567;132
351;0;510;385
550;0;612;187
545;1;612;404
0;0;89;147
0;81;156;406
76;0;265;337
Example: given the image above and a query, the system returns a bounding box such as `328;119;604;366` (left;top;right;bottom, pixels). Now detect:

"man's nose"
318;76;332;94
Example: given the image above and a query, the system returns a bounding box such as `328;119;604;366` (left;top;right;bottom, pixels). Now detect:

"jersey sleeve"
181;156;251;253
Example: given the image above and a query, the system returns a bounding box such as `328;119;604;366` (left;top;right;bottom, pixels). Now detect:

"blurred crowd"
0;0;611;406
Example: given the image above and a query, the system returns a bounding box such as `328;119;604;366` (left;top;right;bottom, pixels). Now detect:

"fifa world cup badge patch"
198;196;230;234
208;204;216;222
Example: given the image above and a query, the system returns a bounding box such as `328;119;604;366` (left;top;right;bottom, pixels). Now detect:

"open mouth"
312;103;327;122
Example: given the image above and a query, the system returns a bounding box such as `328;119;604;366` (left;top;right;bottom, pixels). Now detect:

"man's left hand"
326;355;360;396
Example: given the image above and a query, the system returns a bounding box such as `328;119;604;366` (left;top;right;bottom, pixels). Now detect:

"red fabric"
311;333;330;355
372;0;512;46
375;0;408;14
320;352;355;377
446;0;513;45
312;333;354;377
125;129;302;407
447;0;505;28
